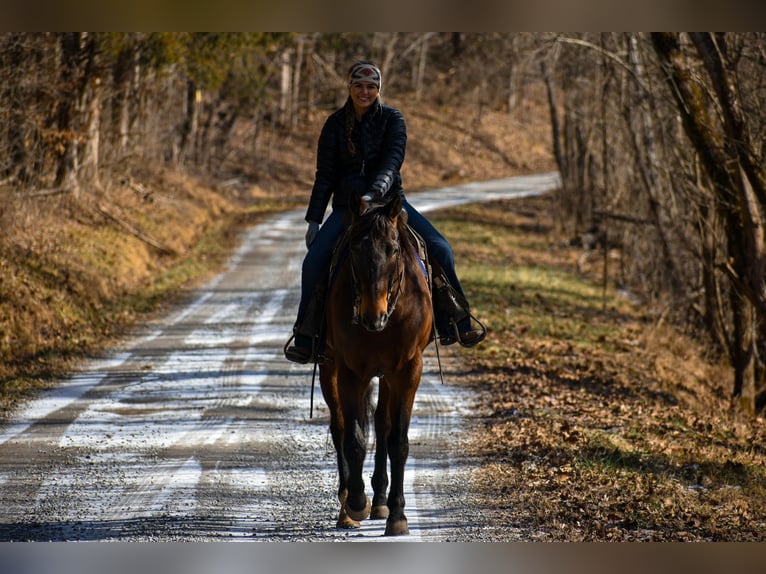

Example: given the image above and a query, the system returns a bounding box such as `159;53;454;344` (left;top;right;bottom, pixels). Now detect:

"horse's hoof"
346;495;371;521
384;518;409;536
370;505;389;519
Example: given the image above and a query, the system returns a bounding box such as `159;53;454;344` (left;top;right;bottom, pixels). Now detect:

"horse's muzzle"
361;312;389;332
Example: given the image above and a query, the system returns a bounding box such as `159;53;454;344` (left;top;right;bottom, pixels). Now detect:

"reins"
349;239;404;325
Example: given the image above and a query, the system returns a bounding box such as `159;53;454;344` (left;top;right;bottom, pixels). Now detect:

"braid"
345;100;357;156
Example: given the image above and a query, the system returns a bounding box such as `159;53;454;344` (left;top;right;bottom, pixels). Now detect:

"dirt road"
0;174;559;541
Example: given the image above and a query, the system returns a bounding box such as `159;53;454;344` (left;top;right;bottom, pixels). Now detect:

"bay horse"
319;191;433;536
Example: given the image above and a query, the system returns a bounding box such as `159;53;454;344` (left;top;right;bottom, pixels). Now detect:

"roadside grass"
0;184;281;418
430;195;766;541
431;199;638;362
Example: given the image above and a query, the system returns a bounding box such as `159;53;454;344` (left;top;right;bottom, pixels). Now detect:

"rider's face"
349;81;379;116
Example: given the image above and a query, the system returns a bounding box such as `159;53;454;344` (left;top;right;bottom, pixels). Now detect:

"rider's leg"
402;199;486;347
285;211;345;363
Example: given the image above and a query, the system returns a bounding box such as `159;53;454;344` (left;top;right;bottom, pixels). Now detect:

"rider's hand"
305;221;319;249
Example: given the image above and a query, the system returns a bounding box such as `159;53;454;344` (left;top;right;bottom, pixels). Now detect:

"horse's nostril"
362;313;388;332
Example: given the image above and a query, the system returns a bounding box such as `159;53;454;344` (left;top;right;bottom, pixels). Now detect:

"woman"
285;61;485;364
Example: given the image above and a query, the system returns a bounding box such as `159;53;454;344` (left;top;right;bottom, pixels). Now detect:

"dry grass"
432;196;766;541
0;165;289;414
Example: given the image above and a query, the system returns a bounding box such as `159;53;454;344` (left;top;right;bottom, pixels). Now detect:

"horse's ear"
386;194;403;220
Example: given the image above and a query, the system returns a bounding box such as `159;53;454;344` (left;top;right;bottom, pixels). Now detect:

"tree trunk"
651;32;760;415
4;36;30;185
80;75;102;188
690;33;766;209
415;34;429;102
699;197;730;354
177;79;199;166
623;33;684;296
291;36;304;131
540;60;565;181
279;49;291;127
729;229;757;416
111;43;134;159
54;32;82;193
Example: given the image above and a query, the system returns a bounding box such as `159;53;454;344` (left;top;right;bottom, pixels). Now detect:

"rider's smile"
350;82;379;118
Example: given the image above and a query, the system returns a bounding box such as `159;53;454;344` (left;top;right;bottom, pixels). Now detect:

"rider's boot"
432;273;487;348
284;289;326;364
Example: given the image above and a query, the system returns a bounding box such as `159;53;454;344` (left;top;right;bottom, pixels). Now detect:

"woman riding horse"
284;60;486;364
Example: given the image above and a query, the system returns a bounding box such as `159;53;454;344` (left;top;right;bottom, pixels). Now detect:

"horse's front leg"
338;366;371;523
371;377;390;519
384;362;422;536
320;363;359;529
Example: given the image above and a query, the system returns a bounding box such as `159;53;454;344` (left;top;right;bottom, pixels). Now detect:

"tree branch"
95;202;177;256
555;35;651;94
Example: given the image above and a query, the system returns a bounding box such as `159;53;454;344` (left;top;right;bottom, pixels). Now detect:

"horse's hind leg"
384;364;422;536
370;377;390;519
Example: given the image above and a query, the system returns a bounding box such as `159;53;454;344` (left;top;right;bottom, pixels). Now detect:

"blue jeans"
293;198;468;344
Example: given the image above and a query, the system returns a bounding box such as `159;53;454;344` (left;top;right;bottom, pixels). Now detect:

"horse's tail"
361;382;374;442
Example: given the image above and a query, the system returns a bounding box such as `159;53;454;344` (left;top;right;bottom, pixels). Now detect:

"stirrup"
284;334;312;364
285;345;313;364
458;327;486;348
438;317;487;348
438;320;460;346
283;334;326;365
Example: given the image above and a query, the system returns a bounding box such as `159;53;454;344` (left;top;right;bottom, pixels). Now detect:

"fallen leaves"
452;196;766;541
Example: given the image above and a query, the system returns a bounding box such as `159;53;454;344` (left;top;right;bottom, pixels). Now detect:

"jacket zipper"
359;117;367;175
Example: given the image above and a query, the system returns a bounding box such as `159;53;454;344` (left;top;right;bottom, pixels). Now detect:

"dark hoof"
384;518;409;536
370;505;389;519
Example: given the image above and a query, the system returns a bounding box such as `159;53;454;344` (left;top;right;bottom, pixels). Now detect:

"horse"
319;191;433;536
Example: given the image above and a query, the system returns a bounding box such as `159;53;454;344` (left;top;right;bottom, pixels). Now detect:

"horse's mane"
350;201;412;251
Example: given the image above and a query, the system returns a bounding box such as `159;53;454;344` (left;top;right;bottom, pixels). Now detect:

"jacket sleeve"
368;108;406;199
305;116;339;224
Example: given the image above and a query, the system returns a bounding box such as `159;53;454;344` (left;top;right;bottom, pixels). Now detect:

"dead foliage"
440;196;766;541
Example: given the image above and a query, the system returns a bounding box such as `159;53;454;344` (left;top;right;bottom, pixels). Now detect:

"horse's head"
347;193;406;332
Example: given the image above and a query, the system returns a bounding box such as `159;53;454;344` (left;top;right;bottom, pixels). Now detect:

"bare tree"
651;32;766;415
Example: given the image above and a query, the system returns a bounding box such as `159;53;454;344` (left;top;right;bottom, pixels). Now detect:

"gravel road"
0;173;559;542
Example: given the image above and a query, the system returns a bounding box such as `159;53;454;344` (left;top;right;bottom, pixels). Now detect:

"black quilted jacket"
304;98;406;224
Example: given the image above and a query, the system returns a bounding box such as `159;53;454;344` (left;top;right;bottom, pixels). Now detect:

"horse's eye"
386;245;399;258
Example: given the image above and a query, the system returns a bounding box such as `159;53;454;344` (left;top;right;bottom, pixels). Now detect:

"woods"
1;32;765;417
540;33;766;416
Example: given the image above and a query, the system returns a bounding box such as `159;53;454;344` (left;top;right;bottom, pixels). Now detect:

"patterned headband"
348;63;382;90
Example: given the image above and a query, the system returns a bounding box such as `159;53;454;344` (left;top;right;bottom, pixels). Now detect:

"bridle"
349;223;405;327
